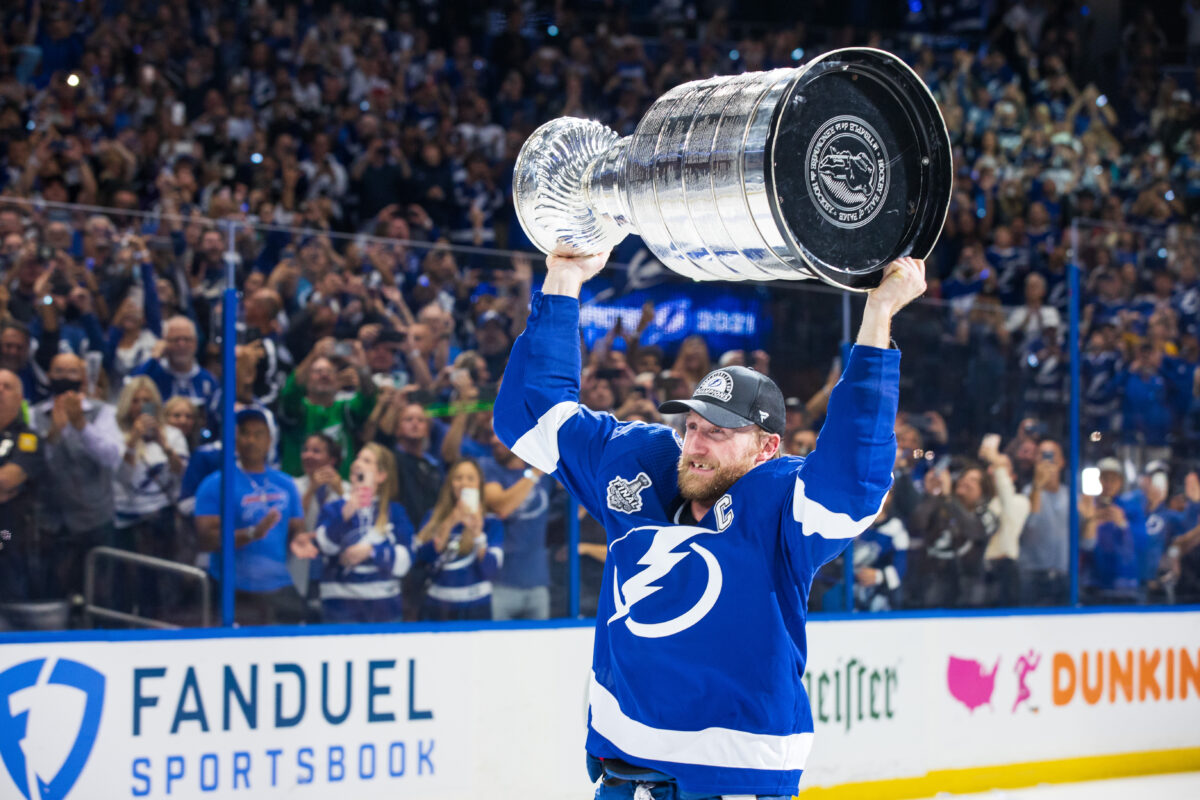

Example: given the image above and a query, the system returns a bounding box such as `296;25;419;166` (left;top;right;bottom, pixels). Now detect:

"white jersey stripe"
510;401;579;474
588;673;814;772
791;475;887;540
426;582;493;603
392;545;412;578
319;581;400;600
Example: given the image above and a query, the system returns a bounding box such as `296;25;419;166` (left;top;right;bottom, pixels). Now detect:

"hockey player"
494;251;926;798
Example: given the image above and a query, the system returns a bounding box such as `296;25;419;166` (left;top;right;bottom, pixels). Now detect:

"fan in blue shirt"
195;409;308;625
480;434;554;621
494;252;927;799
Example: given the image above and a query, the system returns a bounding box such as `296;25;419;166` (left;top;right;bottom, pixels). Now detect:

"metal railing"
83;546;211;629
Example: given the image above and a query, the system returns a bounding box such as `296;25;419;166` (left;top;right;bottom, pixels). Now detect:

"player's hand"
543;250;611;296
867;257;927;316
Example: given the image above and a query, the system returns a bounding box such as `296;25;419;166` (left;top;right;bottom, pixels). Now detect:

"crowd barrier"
2;607;1197;800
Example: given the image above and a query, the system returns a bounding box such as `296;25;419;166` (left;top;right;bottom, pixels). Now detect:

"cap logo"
758;410;769;422
694;370;734;403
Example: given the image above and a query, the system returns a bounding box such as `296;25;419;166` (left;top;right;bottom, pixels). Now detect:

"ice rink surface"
914;771;1200;800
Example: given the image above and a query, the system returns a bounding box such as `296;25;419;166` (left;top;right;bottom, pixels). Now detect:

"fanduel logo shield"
0;658;105;800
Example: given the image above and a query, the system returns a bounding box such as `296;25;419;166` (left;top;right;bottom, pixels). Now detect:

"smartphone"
981;433;1001;453
333;342;354;358
171;102;186;127
1151;472;1169;494
461;487;480;513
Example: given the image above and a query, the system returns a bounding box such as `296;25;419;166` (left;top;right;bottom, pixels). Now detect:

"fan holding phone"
292;443;416;623
411;458;505;621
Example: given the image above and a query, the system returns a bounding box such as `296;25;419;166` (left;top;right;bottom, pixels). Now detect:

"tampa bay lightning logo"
0;658;105;800
694;370;733;403
608;524;723;639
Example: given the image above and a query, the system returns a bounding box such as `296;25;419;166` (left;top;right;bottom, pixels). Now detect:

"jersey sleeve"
493;291;620;515
314;499;347;556
373;502;415;578
783;344;900;574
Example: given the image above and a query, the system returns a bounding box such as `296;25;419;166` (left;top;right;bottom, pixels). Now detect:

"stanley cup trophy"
513;48;952;291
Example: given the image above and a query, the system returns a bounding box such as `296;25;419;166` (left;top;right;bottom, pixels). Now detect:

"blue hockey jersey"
494;292;898;796
314;499;415;623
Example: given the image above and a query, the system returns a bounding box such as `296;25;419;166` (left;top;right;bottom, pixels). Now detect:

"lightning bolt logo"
608;524;723;639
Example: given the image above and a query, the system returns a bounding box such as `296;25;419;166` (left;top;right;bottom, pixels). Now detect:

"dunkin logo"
1052;647;1200;706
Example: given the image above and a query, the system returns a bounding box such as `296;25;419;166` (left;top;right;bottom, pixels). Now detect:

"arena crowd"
0;0;1198;628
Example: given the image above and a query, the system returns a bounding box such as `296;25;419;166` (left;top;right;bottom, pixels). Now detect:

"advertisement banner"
799;611;1200;790
0;626;596;800
1;611;1197;800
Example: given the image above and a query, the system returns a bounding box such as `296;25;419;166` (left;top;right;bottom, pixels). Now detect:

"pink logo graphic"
947;656;999;712
1012;650;1042;713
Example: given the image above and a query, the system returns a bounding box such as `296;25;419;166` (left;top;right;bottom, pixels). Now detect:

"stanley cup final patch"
806;115;889;230
607;472;654;514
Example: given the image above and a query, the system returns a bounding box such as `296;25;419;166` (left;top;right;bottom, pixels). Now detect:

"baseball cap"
1144;459;1169;477
476;309;507;328
235;407;270;428
659;366;785;436
1096;457;1123;474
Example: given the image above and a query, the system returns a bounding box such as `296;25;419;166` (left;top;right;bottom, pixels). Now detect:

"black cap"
659;366;786;435
235;407;270;428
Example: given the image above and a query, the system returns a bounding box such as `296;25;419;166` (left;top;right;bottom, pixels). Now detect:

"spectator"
294;433;348;530
379;400;443;530
1018;439;1070;605
301;443;415;623
130;316;218;423
30;353;123;602
1118;343;1173;470
194;409;309;626
978;435;1030;606
279;341;374;479
0;369;45;606
481;433;552;621
112;377;188;618
671;335;711;389
1079;482;1140;602
787;428;817;457
907;463;989;608
164;396;200;453
0;317;54;404
413;458;503;621
101;240;162;394
850;495;909;612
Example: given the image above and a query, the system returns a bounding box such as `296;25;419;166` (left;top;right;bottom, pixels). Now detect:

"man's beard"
677;452;755;505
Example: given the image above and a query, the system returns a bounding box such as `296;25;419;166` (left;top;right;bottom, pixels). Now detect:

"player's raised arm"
787;258;927;567
493;251;620;514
